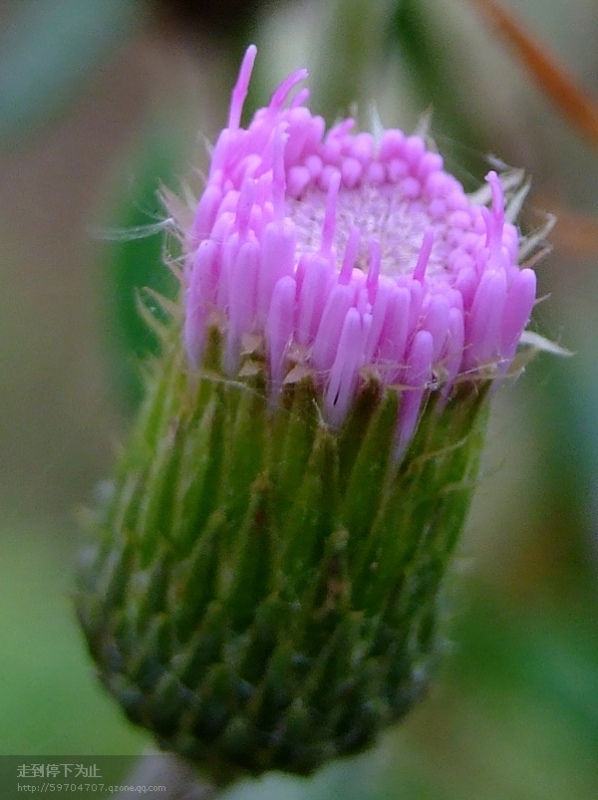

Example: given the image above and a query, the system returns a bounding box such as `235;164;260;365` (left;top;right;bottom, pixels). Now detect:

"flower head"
77;46;545;784
183;44;536;448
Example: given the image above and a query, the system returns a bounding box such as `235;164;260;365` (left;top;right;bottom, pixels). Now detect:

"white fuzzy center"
287;186;451;280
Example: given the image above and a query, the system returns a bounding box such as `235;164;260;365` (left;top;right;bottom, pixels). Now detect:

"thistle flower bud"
77;46;540;784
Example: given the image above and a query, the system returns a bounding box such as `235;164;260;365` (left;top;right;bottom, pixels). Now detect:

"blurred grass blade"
387;0;485;173
541;199;598;259
101;131;181;413
0;0;142;144
467;0;598;151
308;0;390;117
457;589;598;745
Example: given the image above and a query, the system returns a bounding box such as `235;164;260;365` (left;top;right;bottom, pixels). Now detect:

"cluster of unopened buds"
77;45;547;786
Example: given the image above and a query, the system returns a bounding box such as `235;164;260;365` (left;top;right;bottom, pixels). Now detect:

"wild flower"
77;46;545;785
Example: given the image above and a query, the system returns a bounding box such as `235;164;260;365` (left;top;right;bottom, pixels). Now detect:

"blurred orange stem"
538;196;598;259
467;0;598;152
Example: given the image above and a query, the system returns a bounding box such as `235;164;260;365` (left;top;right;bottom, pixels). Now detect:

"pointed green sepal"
77;327;490;781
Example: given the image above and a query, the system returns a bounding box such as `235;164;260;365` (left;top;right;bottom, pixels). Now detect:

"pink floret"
182;45;537;448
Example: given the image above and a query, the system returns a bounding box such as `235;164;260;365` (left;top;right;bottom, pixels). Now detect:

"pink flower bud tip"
182;46;536;446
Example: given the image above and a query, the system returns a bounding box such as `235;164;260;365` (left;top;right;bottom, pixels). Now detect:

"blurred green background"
1;0;597;797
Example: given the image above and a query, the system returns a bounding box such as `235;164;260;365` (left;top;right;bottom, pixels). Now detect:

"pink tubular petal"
216;190;239;217
397;330;434;454
191;238;220;303
209;129;238;179
367;239;381;296
466;269;507;368
351;132;374;164
339;227;361;284
272;126;289;220
296;254;333;346
226;237;260;372
483;170;506;266
404;135;426;168
217;232;240;309
326;308;364;428
291;87;310;108
453;265;479;310
407;280;424;335
327;118;355;140
267;276;296;387
283;107;314;166
287;166;311;198
303;115;326;154
487;170;505;228
379;284;411;378
501;268;537;358
365;161;385;185
388;158;408;183
269;68;309;112
257;218;296;323
305;154;323;180
235;178;256;238
185;245;217;367
319;165;340;191
189;185;222;247
417;151;443;181
401;176;421;200
405;329;434;389
413;228;434;283
311;283;355;372
364;280;391;363
232;154;262;185
379;129;405;161
356;284;369;316
422;294;451;362
441;306;465;398
320;171;341;256
341;156;362;188
228;45;257;130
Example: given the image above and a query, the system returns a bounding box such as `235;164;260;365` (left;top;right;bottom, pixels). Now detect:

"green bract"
77;325;488;782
